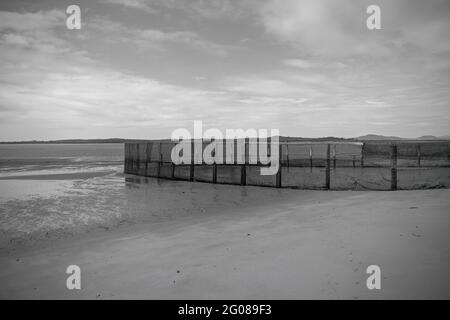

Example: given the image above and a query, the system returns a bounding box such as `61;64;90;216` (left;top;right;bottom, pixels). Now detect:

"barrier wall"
124;140;450;190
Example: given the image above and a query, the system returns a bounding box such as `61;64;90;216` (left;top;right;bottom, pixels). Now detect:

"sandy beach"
1;181;449;299
1;0;450;305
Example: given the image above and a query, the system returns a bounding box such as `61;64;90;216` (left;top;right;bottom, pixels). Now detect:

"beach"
1;0;450;304
1;143;449;299
1;181;449;299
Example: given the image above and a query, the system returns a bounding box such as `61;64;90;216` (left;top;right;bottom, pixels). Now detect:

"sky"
0;0;449;140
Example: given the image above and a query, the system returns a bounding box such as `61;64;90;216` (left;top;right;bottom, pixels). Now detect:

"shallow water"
0;143;274;247
0;143;123;175
0;144;128;246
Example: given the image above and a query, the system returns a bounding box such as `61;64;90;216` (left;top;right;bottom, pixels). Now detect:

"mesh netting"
125;140;450;190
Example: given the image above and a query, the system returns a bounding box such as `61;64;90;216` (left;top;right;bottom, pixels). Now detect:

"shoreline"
0;170;115;180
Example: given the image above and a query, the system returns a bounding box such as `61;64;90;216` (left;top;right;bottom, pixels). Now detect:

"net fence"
124;140;450;190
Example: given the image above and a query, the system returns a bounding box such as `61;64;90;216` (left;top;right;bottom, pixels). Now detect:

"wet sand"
0;170;115;180
0;184;449;299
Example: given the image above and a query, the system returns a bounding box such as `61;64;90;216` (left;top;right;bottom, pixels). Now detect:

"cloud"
0;9;71;54
103;0;257;20
283;59;318;69
259;0;450;58
176;0;256;20
102;0;156;13
0;63;236;139
260;0;389;57
137;29;228;55
0;10;65;31
365;100;386;106
88;16;229;55
0;2;449;139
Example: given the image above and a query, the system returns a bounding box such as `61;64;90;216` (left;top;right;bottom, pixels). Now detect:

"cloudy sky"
0;0;449;140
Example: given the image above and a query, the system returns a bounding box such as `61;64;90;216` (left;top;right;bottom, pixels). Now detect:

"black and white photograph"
0;0;449;306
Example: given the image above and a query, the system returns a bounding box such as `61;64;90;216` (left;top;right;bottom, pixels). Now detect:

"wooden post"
417;144;421;167
124;144;128;173
333;145;336;169
128;144;132;174
212;139;217;184
276;142;282;188
213;162;217;184
309;146;313;172
170;142;175;179
136;143;140;174
234;138;238;185
256;137;259;165
352;155;356;168
391;144;397;191
145;143;150;176
190;139;194;181
223;138;227;165
128;143;132;174
129;144;132;173
325;144;331;189
234;138;238;165
361;143;365;167
286;144;290;167
241;138;247;186
171;162;175;179
157;142;162;178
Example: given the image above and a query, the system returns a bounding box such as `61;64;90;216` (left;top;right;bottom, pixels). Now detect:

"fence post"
171;162;175;179
361;143;365;167
124;144;128;173
276;142;282;188
234;138;238;185
352;155;356;168
127;144;131;174
325;144;331;189
213;163;217;184
212;138;217;184
241;138;247;186
136;143;140;175
145;143;151;176
157;142;162;178
391;144;397;190
417;144;421;167
309;146;313;172
256;137;259;166
224;137;228;165
333;144;336;169
234;138;238;164
129;143;134;174
286;144;290;167
190;139;194;181
170;142;175;179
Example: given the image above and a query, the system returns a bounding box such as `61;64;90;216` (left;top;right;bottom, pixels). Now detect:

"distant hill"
417;135;439;140
357;134;450;141
356;134;405;141
0;138;128;144
279;136;355;142
414;135;450;140
1;135;449;144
